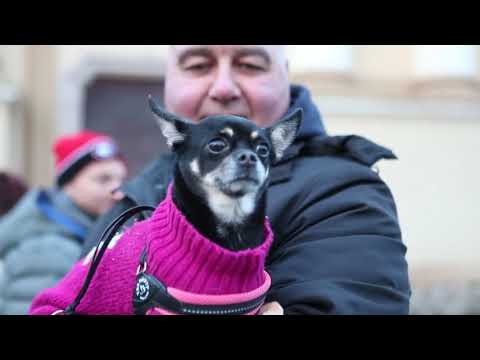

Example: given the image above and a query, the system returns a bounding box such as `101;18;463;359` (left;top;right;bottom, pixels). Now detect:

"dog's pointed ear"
148;95;191;149
267;108;303;161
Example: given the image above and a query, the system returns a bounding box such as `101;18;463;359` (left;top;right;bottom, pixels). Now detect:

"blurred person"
0;131;127;314
34;45;410;315
0;172;28;218
0;171;29;307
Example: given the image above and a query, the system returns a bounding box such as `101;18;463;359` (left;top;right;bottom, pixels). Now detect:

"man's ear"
148;95;191;149
267;108;303;161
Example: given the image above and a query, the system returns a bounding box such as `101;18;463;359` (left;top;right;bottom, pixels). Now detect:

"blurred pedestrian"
0;171;28;218
0;131;127;314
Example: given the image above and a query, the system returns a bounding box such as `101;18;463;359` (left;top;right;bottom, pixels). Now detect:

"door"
85;76;169;178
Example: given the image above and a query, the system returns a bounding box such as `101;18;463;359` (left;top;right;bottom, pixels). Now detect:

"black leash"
64;205;156;315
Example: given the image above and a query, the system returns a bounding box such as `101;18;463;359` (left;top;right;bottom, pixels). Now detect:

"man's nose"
208;65;241;104
110;178;124;193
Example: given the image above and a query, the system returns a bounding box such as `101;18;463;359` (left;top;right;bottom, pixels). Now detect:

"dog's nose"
236;151;258;167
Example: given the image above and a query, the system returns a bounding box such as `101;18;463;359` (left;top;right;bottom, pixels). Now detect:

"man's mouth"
199;112;249;120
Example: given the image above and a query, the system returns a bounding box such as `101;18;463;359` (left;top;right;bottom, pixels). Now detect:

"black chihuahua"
149;96;302;251
59;97;303;315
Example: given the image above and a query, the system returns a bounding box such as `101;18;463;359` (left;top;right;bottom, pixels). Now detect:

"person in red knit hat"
53;131;128;216
0;131;127;314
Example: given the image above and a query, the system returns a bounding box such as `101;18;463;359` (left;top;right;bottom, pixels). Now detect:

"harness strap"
133;264;271;316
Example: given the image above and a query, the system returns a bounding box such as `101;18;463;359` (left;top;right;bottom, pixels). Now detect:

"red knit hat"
53;131;120;187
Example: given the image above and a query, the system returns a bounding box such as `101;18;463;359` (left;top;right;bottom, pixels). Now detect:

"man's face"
164;45;291;128
63;159;128;216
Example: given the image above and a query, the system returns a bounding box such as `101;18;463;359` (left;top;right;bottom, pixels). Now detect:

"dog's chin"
219;179;260;198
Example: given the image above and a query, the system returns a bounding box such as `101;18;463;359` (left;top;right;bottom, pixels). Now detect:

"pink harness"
134;260;272;315
145;272;271;315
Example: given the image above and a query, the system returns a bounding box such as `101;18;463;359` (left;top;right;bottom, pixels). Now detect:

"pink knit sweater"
29;185;273;315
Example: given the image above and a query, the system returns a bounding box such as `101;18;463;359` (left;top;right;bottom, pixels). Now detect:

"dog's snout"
236;151;258;166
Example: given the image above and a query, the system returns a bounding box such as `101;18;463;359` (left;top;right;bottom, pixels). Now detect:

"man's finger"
259;301;284;315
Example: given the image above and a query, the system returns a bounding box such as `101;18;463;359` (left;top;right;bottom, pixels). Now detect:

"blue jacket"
81;85;411;314
0;189;93;314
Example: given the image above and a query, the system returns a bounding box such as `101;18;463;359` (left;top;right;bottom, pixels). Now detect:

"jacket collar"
289;84;327;140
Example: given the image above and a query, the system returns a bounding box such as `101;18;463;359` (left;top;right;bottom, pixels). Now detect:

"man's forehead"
170;45;284;59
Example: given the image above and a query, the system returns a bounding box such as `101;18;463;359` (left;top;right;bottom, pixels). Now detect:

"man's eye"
185;62;211;72
207;139;229;154
238;63;265;72
94;175;112;184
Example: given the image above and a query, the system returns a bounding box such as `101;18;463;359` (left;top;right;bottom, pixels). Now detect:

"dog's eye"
256;144;270;158
208;139;229;154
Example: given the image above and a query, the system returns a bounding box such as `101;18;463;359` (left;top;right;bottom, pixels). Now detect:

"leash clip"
136;261;147;275
136;248;148;275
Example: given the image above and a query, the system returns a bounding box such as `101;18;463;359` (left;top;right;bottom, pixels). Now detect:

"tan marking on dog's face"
251;131;259;140
220;127;234;138
190;158;200;176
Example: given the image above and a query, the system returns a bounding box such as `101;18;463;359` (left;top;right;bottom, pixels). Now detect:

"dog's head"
149;96;302;225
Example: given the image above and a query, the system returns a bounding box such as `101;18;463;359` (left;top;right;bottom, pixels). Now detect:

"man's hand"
258;301;284;315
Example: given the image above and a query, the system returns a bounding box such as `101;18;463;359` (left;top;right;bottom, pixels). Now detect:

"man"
81;46;411;315
0;131;127;314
